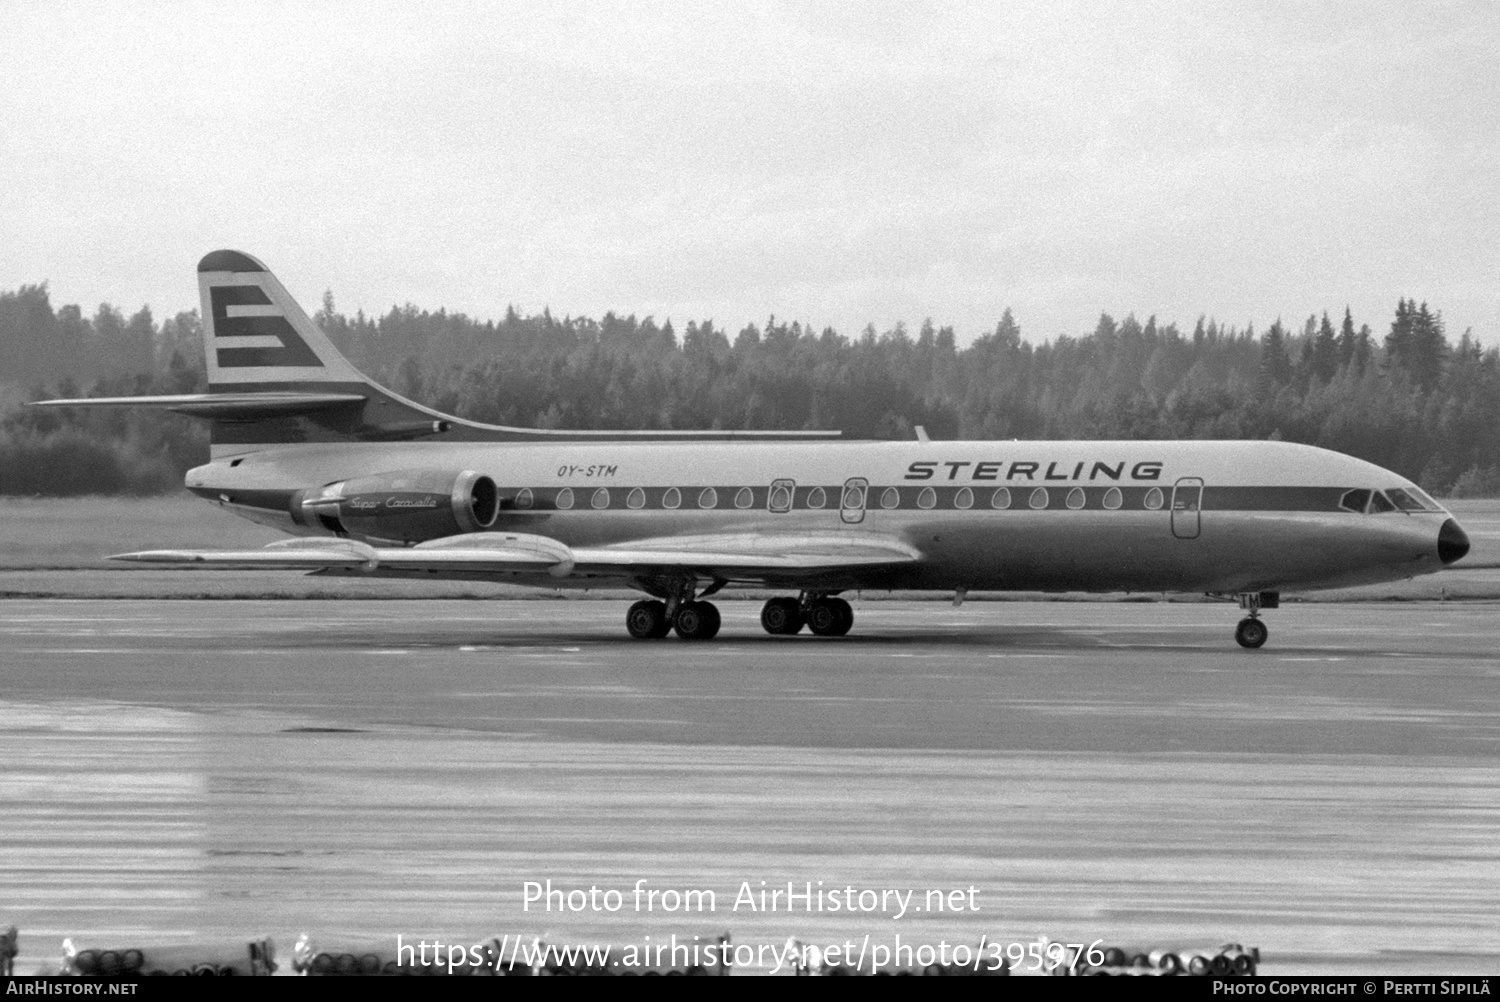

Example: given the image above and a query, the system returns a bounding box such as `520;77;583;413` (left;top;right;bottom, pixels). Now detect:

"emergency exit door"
841;478;868;524
1171;477;1203;539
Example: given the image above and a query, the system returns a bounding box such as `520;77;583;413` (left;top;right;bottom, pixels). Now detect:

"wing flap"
572;531;920;575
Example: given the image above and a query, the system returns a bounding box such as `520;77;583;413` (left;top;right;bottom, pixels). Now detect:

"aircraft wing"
110;530;922;582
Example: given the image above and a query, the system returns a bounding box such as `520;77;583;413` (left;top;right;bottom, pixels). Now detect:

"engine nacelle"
291;469;498;542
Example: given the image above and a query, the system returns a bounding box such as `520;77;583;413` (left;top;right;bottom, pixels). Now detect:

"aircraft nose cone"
1439;518;1470;565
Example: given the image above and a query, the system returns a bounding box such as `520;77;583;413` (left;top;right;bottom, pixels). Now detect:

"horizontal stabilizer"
28;391;366;419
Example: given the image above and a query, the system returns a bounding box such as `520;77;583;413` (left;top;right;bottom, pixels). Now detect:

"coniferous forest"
2;281;1497;497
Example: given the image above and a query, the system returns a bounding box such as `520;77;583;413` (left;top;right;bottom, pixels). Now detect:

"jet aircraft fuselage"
34;250;1471;647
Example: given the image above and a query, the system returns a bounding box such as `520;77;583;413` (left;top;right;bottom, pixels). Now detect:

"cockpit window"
1339;489;1371;513
1385;488;1436;513
1408;487;1443;511
1367;491;1397;513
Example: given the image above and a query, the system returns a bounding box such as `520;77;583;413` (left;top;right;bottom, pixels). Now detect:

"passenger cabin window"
881;487;900;509
1103;487;1123;510
698;487;718;509
627;487;646;509
991;488;1011;509
1340;489;1371;513
514;487;534;509
1066;487;1086;509
1029;488;1049;509
592;488;610;509
806;487;827;509
556;488;574;510
1143;487;1164;510
735;487;754;508
917;487;937;509
662;487;681;509
954;487;974;509
1367;491;1397;513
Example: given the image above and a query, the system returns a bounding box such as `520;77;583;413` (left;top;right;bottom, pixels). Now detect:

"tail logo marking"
209;286;323;369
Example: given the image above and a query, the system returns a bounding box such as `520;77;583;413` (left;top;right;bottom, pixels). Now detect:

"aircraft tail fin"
30;250;843;453
197;249;369;388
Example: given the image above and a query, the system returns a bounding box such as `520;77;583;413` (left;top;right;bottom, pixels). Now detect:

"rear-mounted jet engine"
291;469;498;542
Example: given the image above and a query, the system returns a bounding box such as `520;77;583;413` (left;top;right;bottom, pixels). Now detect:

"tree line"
2;280;1497;496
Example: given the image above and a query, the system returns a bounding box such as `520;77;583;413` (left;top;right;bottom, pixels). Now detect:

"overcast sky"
4;2;1497;345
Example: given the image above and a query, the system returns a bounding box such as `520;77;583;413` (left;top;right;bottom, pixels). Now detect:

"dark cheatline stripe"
186;487;297;510
188;483;1366;516
1201;485;1348;512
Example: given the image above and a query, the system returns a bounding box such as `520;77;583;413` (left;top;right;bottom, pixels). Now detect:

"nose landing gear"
1234;617;1268;649
1232;591;1277;649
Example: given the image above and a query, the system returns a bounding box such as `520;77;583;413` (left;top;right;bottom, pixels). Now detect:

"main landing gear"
627;578;723;640
760;594;853;637
1232;591;1277;649
626;598;721;640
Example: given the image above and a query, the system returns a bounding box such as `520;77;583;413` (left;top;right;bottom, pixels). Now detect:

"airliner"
33;250;1471;648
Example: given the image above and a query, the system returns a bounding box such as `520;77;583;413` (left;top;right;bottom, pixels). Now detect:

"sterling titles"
904;459;1163;482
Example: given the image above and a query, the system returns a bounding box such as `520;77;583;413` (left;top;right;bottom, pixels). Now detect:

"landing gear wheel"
826;597;853;636
674;601;721;640
761;597;805;635
807;597;853;637
1235;617;1268;649
626;599;671;639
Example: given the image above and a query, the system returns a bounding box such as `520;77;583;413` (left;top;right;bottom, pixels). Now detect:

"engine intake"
291;469;498;542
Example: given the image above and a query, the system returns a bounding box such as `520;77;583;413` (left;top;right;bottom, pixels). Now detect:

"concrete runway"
3;598;1499;974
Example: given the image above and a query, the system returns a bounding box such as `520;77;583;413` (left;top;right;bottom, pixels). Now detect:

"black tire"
1235;617;1268;649
807;598;852;636
806;600;838;635
760;597;804;635
827;597;853;636
626;599;670;639
674;601;720;640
